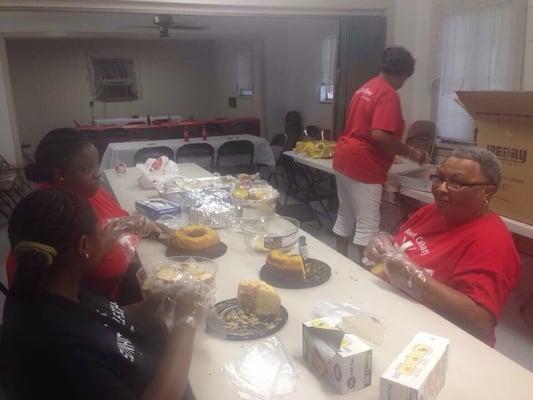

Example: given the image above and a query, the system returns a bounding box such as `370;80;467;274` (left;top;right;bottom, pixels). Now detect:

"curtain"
433;0;526;142
333;16;387;138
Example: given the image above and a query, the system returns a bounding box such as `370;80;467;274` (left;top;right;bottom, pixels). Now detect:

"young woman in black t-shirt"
1;189;202;399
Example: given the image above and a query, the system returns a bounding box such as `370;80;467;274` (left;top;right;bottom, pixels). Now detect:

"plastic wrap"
184;188;237;229
137;257;217;331
223;336;299;400
363;231;396;266
156;175;237;194
364;232;433;301
313;302;386;345
136;156;180;189
104;215;161;239
232;180;279;214
383;252;432;302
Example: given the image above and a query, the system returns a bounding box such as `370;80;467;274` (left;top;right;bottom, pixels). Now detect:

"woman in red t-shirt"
333;47;426;260
365;147;521;346
6;128;160;302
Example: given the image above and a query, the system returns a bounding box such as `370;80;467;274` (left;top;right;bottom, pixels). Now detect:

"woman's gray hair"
447;147;502;187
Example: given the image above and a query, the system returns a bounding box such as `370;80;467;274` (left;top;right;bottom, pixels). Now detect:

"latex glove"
383;251;432;301
364;231;396;265
105;215;161;239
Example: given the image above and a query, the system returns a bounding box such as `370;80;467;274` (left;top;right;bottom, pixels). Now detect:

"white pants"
333;173;382;246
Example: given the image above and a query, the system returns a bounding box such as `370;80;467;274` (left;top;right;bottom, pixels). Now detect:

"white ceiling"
0;10;340;40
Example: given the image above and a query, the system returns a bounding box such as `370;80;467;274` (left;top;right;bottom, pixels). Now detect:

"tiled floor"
1;190;532;372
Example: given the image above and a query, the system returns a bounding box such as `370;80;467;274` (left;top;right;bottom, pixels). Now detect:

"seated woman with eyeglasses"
1;190;201;399
366;147;520;346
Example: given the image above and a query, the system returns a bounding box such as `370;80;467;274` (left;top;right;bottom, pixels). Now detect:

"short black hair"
25;128;91;183
8;189;97;298
380;47;415;78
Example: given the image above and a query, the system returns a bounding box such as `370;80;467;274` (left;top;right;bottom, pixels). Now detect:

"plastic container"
137;256;218;297
241;215;300;253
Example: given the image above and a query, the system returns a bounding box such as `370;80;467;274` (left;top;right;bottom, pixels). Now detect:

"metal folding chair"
176;143;215;171
215;140;255;175
134;146;174;165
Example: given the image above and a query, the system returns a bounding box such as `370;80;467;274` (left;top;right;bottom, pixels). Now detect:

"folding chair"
176;143;215;171
215;140;255;175
133;146;174;165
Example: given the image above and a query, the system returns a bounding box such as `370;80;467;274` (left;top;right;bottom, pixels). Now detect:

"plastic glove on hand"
383;252;431;301
364;231;396;265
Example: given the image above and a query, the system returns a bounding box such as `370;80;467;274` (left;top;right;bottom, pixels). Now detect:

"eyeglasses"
429;174;494;191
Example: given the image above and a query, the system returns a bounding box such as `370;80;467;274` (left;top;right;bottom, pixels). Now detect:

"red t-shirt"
333;75;404;184
394;204;521;346
6;187;139;299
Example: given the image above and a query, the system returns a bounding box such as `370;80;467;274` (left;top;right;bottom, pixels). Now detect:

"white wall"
210;38;266;133
7;38;213;149
392;0;433;137
286;19;338;132
0;39;21;163
7;23;337;148
262;17;338;137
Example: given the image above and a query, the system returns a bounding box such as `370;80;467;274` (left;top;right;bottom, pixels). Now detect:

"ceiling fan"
127;14;207;37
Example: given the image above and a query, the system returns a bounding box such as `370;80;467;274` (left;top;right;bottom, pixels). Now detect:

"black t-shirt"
0;288;166;399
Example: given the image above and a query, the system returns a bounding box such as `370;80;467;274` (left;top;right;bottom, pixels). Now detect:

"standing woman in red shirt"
333;47;426;260
6;128;160;302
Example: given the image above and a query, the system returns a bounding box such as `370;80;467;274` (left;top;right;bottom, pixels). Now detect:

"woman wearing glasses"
366;147;520;346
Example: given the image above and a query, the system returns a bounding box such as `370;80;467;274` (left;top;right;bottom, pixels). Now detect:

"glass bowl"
241;215;300;253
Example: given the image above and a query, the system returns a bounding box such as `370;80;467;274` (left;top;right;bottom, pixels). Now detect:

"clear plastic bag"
137;257;217;331
313;302;386;345
104;215;160;238
364;232;434;302
232;179;279;214
223;336;299;400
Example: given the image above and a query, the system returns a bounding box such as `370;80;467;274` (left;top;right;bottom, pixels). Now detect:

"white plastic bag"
223;337;299;400
136;156;180;189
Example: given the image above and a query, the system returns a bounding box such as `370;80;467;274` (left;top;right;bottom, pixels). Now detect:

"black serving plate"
206;298;288;340
165;241;227;259
260;258;331;289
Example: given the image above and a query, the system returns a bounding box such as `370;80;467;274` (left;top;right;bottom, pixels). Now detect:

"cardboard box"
380;332;449;400
457;91;533;225
135;198;181;220
303;317;372;393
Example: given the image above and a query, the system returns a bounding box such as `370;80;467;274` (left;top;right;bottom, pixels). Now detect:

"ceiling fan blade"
169;25;207;30
123;25;158;29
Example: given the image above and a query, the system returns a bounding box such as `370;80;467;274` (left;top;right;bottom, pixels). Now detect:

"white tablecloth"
283;151;427;192
100;134;275;170
94;115;182;126
103;165;533;400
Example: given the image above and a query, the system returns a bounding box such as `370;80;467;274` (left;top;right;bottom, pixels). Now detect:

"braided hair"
8;189;98;298
380;47;415;78
25;128;91;183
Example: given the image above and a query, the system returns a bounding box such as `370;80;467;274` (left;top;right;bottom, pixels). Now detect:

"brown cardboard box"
457;91;533;225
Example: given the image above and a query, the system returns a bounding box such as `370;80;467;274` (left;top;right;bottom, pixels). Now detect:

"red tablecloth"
78;117;260;137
